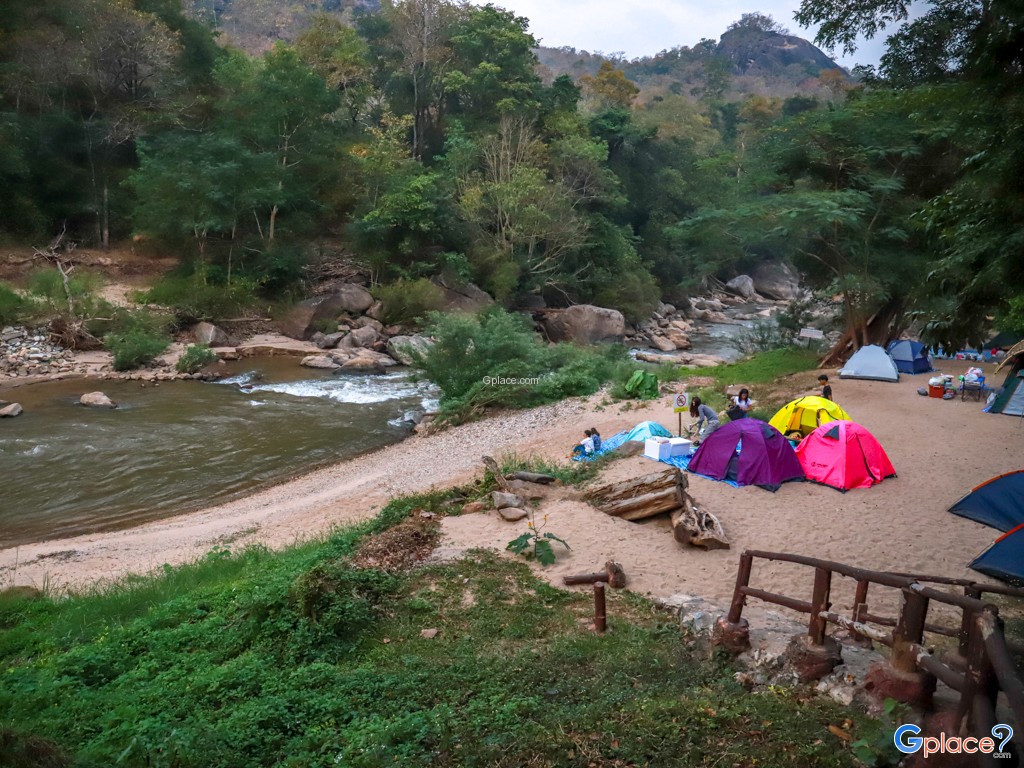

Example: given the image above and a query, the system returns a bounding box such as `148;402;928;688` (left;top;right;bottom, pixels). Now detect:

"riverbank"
2;358;1017;613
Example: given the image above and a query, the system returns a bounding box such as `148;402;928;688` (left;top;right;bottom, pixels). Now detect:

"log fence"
721;550;1024;760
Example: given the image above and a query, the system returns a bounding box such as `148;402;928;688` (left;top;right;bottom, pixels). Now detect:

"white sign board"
799;327;825;340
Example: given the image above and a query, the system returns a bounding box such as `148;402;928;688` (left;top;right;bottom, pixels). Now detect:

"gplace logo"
894;723;1014;759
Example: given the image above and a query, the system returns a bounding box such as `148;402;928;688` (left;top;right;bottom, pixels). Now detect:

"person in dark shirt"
589;427;602;452
818;374;833;401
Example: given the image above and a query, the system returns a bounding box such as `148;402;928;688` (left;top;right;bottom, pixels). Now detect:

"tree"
295;15;372;125
795;0;1024;347
580;62;638;111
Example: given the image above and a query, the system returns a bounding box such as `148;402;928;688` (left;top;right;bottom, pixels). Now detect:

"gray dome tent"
839;345;900;382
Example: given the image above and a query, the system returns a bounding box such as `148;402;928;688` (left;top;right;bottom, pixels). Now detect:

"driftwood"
481;456;511;492
583;468;686;521
671;496;730;550
563;561;627;589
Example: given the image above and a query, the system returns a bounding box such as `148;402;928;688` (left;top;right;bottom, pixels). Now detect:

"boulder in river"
300;354;340;370
0;402;24;417
752;262;801;301
80;391;117;408
725;275;757;299
386;335;433;365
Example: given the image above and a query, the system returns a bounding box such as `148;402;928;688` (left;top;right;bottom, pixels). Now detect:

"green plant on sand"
176;343;218;374
507;509;570;566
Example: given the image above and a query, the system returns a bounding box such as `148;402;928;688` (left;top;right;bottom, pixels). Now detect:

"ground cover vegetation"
0;489;877;768
2;1;1021;350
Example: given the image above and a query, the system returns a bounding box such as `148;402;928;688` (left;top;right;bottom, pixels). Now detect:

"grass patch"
0;493;875;768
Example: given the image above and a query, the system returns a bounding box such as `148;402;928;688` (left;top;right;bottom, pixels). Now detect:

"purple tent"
688;419;805;491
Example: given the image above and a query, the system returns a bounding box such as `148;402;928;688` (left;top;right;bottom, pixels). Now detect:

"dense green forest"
1;0;1021;347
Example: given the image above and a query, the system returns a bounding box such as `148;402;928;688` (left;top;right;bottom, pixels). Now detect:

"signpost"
799;327;824;341
673;393;690;436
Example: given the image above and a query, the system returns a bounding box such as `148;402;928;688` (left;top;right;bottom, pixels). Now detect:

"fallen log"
671;496;730;550
563;561;627;589
583;468;686;521
508;471;557;485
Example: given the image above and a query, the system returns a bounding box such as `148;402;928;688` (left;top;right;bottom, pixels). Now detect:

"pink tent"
796;420;896;491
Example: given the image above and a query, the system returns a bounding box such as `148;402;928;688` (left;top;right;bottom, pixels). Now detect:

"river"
0;359;437;548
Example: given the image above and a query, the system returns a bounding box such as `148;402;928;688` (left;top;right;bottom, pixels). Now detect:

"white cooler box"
643;438;671;460
668;437;694;457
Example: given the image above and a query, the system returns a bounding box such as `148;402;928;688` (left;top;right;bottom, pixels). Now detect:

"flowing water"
0;360;438;548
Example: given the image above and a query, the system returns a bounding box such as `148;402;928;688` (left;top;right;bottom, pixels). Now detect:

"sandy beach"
2;359;1018;620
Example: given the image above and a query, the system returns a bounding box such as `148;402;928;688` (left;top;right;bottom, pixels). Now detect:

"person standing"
818;375;833;401
729;388;753;419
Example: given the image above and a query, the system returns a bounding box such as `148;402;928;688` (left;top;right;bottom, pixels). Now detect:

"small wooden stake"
594;582;607;634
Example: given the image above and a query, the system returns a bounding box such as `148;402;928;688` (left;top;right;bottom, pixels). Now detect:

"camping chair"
961;375;985;402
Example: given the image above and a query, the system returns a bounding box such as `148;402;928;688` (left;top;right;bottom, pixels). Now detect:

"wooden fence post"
727;552;753;625
808;567;832;645
891;588;929;673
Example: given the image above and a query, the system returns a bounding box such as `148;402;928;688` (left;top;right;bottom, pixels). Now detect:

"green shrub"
373;278;446;327
729;318;793;355
142;271;261;322
104;311;172;371
415;307;628;422
176;344;218;374
26;267;110;319
0;283;34;326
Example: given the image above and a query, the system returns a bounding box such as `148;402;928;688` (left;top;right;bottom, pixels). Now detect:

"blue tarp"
949;471;1024;532
643;452;741;487
970;524;1024;585
572;421;672;462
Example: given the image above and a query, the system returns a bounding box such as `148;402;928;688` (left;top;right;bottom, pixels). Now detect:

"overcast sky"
478;0;891;69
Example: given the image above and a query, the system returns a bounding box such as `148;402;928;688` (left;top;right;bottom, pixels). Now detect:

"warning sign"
673;393;690;412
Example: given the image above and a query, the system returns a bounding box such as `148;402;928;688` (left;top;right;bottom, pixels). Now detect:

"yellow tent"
769;396;851;437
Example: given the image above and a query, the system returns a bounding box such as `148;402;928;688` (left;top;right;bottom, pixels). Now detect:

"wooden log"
563;561;627;589
508;471;558;485
583;468;686;521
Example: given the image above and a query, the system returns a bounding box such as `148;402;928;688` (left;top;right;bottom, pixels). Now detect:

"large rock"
492;491;526;510
752;262;801;301
430;275;495;313
725;275;757;299
335;283;375;314
80;391;116;408
338;326;379;349
0;403;23;417
543;305;625;344
386;335;433;365
300;355;341;370
337;350;399;374
278;285;375;340
193;321;231;347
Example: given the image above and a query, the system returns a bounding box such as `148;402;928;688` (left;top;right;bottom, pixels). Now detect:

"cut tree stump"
583;468;686;521
671;496;730;550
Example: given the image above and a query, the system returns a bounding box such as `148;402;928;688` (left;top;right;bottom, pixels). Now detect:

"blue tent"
970;524;1024;586
886;340;934;374
948;471;1024;532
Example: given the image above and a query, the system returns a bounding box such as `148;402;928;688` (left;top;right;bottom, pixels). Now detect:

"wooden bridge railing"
723;550;1024;757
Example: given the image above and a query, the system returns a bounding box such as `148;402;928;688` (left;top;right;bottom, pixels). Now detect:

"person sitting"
572;429;595;458
689;397;720;444
589;427;602;452
728;388;753;419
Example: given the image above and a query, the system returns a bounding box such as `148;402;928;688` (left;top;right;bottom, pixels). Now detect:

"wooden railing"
724;550;1024;753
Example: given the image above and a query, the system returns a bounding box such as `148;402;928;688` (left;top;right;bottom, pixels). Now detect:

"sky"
477;0;893;69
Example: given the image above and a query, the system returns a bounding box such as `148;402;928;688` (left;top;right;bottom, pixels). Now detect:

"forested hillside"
1;0;1021;347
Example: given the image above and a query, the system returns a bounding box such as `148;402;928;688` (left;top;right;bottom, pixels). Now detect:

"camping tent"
839;345;900;382
948;470;1024;531
590;421;672;456
969;524;1024;585
990;341;1024;416
886;340;933;374
769;396;851;438
688;419;804;491
796;421;896;491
